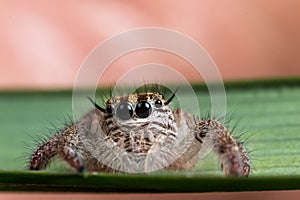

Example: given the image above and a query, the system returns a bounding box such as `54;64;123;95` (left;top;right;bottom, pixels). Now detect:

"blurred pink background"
1;0;300;89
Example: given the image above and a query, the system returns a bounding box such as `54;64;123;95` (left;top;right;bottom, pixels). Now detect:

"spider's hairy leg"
29;135;59;170
29;125;85;172
195;119;250;176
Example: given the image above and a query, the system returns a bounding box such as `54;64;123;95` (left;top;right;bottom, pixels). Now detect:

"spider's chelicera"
29;88;250;176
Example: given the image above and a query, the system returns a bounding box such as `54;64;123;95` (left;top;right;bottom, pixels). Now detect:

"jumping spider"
29;88;250;176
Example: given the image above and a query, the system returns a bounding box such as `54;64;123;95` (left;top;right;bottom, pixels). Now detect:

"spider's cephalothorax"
29;91;250;176
95;92;178;154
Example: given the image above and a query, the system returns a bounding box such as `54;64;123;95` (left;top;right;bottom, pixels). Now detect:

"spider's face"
104;92;169;124
91;91;178;154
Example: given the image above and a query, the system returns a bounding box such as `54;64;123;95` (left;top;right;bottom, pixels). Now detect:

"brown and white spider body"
29;90;250;176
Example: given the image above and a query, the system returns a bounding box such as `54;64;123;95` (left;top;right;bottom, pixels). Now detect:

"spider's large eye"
116;103;133;120
135;101;152;118
154;99;163;108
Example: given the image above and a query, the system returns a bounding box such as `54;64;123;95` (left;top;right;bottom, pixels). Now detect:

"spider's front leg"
194;119;250;176
29;126;86;173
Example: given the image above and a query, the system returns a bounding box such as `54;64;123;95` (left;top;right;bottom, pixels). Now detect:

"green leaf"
1;77;300;192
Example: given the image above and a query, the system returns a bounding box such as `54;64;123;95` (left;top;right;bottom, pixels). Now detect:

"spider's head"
87;88;179;155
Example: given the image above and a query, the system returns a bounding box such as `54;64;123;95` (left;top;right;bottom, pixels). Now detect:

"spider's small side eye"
135;101;152;118
106;105;113;115
116;103;133;120
154;99;163;108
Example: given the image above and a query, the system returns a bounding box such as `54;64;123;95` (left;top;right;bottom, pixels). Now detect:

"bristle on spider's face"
165;87;178;105
87;97;106;113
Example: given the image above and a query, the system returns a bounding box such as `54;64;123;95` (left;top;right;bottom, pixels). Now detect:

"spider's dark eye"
154;99;163;108
135;101;152;118
106;105;113;115
116;103;133;120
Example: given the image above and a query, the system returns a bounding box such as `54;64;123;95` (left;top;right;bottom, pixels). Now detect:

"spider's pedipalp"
60;145;85;173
